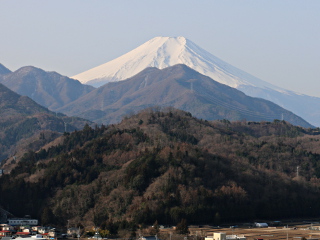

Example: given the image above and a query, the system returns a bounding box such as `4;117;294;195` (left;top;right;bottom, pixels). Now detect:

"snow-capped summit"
72;36;320;127
72;36;280;91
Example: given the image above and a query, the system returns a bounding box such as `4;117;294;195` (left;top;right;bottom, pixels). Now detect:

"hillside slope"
0;83;90;162
71;36;320;127
0;63;11;75
0;66;95;111
61;65;312;128
1;108;320;227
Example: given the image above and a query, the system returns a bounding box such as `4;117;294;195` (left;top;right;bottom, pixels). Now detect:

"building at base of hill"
205;232;246;240
8;218;38;226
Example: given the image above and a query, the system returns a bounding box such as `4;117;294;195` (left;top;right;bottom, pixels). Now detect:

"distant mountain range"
71;36;320;127
0;66;95;111
0;82;89;162
60;64;312;128
0;62;313;128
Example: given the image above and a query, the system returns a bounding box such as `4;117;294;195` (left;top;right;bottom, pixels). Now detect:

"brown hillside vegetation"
1;108;320;229
0;83;90;162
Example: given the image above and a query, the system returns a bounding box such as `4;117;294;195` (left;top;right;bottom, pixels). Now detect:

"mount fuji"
72;36;320;127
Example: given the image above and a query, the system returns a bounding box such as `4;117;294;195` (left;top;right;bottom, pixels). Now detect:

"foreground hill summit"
1;108;320;227
72;36;320;127
62;64;312;128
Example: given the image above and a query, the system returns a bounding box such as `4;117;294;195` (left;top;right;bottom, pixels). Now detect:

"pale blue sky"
1;0;319;97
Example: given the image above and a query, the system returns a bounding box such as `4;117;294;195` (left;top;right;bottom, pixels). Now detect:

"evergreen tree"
176;219;189;235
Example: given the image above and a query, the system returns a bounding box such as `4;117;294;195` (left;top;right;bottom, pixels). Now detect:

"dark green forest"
1;108;320;229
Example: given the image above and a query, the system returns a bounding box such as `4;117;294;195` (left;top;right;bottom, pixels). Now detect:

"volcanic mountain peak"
71;37;320;127
72;36;280;91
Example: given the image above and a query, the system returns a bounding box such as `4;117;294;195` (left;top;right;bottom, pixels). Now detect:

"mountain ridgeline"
60;64;312;128
0;83;90;162
0;64;12;75
0;63;313;128
71;36;320;127
1;108;320;227
0;66;95;111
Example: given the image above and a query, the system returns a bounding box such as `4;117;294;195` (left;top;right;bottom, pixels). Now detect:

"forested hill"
1;108;320;228
0;83;90;162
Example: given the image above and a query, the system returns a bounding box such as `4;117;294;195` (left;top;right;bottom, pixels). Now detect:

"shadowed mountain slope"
60;64;312;128
0;64;11;75
0;66;95;111
0;83;90;162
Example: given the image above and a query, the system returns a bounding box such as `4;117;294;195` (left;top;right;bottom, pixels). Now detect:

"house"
67;227;80;237
226;235;246;240
22;228;31;233
32;226;42;232
42;233;49;238
37;227;49;234
0;224;14;231
48;229;57;238
0;230;12;237
91;231;102;240
254;223;268;228
205;233;227;240
8;218;38;226
0;224;14;237
205;233;246;240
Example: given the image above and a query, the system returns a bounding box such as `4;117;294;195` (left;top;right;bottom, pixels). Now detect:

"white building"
0;224;14;231
254;222;268;228
205;233;246;240
37;227;50;234
67;227;80;237
8;218;38;226
226;235;246;240
205;233;226;240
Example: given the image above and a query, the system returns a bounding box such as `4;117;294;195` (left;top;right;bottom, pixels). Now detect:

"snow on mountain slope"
72;36;320;127
72;37;282;90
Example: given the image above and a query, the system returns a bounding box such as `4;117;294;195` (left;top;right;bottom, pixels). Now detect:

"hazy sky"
1;0;319;97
